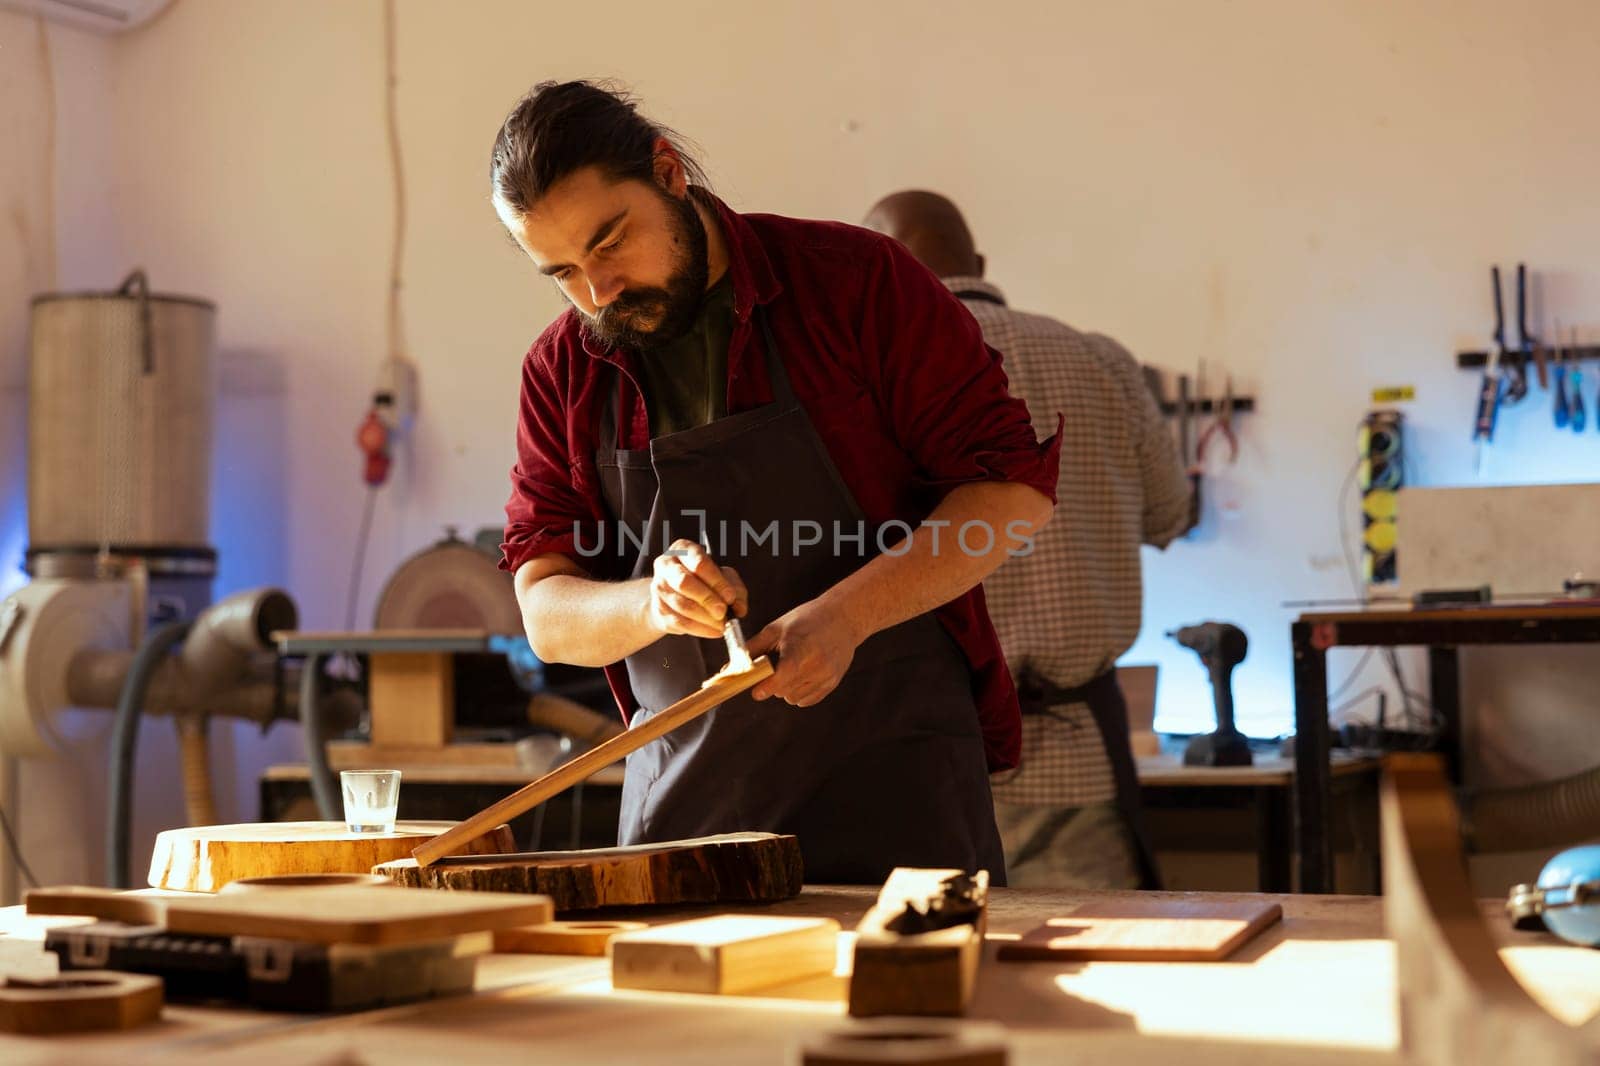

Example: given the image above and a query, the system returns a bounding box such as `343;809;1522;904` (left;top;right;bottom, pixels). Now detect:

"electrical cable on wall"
346;0;413;632
0;802;40;889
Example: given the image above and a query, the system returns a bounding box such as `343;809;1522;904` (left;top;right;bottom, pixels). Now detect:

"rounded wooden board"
0;971;163;1035
493;919;647;956
148;820;516;892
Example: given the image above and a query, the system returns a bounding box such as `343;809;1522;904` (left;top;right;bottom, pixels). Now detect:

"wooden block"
28;883;553;946
610;915;839;994
850;869;988;1019
0;971;163;1034
803;1020;1009;1065
376;832;803;912
148;820;516;891
994;897;1282;962
494;920;648;956
368;650;454;747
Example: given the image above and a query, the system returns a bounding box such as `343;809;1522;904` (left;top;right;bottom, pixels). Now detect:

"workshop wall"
7;1;1599;887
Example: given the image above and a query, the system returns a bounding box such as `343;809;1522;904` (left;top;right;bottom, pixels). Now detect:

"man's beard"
581;190;709;351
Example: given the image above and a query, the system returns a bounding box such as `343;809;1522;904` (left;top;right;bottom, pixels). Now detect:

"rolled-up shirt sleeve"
500;346;591;573
857;238;1062;501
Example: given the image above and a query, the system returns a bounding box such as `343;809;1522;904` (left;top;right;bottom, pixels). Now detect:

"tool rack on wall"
1456;346;1600;368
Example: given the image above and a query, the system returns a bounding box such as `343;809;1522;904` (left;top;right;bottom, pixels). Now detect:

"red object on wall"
357;409;392;487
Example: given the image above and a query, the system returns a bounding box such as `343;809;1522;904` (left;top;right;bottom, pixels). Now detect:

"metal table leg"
1292;621;1332;893
1428;645;1463;783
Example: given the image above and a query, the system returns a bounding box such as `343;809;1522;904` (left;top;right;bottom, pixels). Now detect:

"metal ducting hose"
298;653;342;821
1464;763;1600;854
107;620;192;889
176;716;217;828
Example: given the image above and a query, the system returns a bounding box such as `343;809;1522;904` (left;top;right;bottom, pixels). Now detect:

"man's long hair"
490;80;708;218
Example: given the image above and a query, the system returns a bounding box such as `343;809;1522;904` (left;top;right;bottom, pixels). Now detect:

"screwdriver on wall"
1554;319;1570;428
1571;328;1587;433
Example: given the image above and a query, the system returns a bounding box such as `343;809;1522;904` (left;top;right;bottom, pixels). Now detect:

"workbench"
4;886;1595;1065
1138;754;1380;894
1292;603;1600;893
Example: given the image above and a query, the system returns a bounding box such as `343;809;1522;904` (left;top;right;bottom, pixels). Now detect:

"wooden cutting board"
149;821;516;891
995;897;1283;962
27;883;552;946
374;832;804;912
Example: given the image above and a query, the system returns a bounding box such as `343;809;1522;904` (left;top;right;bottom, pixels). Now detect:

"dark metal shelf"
1458;346;1600;369
1158;397;1256;417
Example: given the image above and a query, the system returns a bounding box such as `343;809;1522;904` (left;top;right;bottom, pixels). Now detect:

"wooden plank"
1380;753;1597;1066
849;869;988;1019
0;971;163;1034
610;915;839;994
493;920;646;956
994;897;1282;962
411;656;773;867
1297;603;1600;625
27;884;552;946
148;821;516;892
376;832;803;912
368;650;454;748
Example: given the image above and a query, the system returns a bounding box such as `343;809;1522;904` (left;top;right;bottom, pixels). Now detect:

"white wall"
6;0;1600;885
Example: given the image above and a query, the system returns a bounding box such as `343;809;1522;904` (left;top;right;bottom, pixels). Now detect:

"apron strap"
596;303;797;459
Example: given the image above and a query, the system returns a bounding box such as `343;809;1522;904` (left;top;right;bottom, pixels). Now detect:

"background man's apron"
594;312;1005;885
1017;668;1163;889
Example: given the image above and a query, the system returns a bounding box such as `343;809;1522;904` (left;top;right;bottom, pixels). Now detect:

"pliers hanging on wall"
1515;263;1547;393
1500;266;1529;404
1473;268;1510;445
1196;372;1239;465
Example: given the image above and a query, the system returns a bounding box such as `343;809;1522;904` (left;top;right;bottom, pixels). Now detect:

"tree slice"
149;820;515;892
374;832;803;913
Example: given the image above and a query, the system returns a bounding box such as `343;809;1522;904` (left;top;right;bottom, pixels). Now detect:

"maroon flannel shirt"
500;193;1061;771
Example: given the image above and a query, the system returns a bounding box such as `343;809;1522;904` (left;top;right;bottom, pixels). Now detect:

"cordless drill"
1168;622;1253;767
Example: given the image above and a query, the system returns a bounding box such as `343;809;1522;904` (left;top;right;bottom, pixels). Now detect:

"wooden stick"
411;656;773;867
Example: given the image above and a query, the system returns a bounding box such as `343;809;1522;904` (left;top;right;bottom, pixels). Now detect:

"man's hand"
746;598;864;707
649;538;747;640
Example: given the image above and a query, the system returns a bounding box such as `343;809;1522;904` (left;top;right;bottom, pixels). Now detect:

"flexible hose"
175;716;217;828
299;653;342;821
107;620;191;889
1465;762;1600;853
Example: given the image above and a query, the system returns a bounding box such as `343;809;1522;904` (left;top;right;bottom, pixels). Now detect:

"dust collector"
0;271;328;894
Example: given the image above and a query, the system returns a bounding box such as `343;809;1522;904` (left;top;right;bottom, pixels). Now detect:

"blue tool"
1507;844;1600;947
1554;320;1570;428
1568;328;1580;435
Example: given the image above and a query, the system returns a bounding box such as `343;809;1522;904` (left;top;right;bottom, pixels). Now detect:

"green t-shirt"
637;275;735;438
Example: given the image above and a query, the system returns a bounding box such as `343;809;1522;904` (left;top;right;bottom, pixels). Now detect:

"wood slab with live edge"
27;883;552;946
610;914;839;994
149;820;516;892
410;656;773;867
850;868;989;1018
375;832;803;912
995;896;1283;962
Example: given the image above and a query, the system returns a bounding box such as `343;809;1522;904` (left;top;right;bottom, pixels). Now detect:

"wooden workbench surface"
2;886;1595;1065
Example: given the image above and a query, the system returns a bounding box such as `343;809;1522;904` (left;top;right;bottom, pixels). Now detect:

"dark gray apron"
594;311;1006;885
1017;668;1163;889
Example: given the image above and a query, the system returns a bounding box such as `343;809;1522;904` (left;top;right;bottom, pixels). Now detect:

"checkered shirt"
950;278;1191;806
